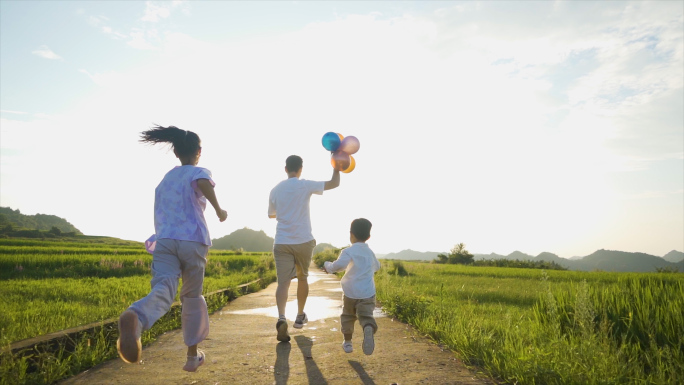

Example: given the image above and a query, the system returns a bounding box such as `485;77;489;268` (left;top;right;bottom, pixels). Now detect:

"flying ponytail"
140;125;201;157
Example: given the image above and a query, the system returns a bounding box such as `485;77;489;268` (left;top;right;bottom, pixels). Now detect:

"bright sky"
1;1;682;258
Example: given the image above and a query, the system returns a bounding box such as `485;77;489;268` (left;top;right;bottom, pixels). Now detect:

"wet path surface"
62;265;495;385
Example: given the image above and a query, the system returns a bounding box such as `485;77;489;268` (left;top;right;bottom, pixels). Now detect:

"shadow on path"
349;360;376;385
274;342;291;385
294;335;328;385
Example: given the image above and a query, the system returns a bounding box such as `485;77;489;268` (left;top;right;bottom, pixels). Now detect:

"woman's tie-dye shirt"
145;165;214;253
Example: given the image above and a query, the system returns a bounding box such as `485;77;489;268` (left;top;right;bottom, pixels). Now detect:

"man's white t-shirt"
269;177;325;245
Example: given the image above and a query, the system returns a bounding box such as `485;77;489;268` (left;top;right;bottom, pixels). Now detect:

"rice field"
0;237;276;384
374;261;684;385
4;238;683;384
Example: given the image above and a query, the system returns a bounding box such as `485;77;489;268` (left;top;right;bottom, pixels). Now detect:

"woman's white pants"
129;238;209;347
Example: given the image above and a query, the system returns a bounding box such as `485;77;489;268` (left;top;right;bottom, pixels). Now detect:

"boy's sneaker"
117;309;142;364
276;318;290;342
183;350;205;372
293;313;308;329
362;325;375;355
342;341;353;353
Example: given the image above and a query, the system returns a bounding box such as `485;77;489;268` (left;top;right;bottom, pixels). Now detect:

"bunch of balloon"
321;132;360;173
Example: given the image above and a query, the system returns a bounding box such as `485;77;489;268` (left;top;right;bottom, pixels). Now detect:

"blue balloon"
322;132;341;152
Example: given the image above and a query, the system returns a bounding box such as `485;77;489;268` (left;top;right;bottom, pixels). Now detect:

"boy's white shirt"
324;242;381;299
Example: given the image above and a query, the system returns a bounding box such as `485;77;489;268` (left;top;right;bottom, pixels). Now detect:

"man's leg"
276;279;292;316
292;240;316;328
273;244;296;342
295;263;309;315
273;244;297;317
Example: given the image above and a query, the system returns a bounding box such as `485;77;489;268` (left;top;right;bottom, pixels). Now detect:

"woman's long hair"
140;125;200;157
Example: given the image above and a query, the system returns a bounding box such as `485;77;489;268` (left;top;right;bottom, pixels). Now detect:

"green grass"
375;261;684;384
0;237;276;385
0;248;275;343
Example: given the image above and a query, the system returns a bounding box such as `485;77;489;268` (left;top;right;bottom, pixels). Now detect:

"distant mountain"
380;249;444;261
314;242;337;255
573;249;679;272
535;252;565;263
663;250;684;263
473;253;506;260
0;207;82;234
677;260;684;271
473;251;562;263
212;228;273;252
536;252;559;260
507;251;535;260
387;246;683;273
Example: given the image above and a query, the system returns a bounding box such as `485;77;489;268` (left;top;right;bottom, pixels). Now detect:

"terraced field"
0;237;276;384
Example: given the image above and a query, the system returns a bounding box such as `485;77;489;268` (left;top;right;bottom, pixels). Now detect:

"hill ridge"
381;247;683;273
212;227;274;252
0;207;82;234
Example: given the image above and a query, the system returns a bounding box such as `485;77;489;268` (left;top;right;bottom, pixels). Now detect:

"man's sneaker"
276;319;290;342
342;341;353;353
117;309;142;363
183;350;205;372
293;313;308;329
362;325;375;355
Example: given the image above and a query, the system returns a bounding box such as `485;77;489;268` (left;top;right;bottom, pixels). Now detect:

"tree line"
434;243;566;270
0;207;82;238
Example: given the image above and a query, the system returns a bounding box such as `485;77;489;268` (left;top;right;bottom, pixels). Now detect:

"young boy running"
324;218;381;355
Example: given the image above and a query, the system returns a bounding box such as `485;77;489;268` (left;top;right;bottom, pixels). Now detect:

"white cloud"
31;45;62;60
127;28;160;50
140;1;188;22
0;110;27;115
99;24;130;40
141;1;173;22
87;15;109;26
78;69;126;87
78;5;171;47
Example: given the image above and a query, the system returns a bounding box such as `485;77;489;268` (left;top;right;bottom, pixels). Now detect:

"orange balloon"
331;150;351;171
342;156;356;173
337;133;344;141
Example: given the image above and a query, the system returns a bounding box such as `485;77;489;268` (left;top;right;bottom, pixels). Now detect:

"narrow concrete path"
62;265;494;384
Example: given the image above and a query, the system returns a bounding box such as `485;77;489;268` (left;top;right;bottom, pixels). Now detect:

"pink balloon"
331;150;351;171
338;136;360;155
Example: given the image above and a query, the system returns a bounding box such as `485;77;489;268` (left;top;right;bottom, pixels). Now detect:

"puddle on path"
287;269;337;285
226;296;343;320
225;295;388;320
224;269;387;320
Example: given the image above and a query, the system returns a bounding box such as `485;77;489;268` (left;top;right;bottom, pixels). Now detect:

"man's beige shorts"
273;239;316;282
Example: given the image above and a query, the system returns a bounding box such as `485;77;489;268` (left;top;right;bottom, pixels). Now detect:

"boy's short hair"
285;155;303;172
350;218;372;241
